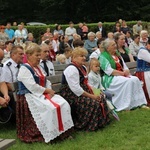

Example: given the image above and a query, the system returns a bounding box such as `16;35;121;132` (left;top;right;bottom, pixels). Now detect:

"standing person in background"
0;25;9;42
133;20;143;36
44;28;51;37
65;21;77;46
12;22;17;26
82;22;88;40
120;20;131;34
21;22;28;36
77;23;84;40
5;22;15;42
113;21;121;33
95;22;107;38
53;24;64;36
14;24;28;42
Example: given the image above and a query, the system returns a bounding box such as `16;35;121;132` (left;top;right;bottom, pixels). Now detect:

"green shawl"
99;51;119;88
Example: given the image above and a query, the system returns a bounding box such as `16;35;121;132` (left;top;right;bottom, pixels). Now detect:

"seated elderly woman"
135;38;150;106
17;43;74;143
99;39;148;111
84;32;98;60
60;47;110;131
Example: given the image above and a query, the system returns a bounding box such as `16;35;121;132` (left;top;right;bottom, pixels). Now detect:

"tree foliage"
0;0;150;24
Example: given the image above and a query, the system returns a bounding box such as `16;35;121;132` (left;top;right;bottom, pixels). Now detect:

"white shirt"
89;49;101;59
14;29;27;39
18;65;51;97
40;60;55;76
2;49;10;64
65;57;71;64
0;66;4;82
64;65;84;96
65;27;76;40
88;70;104;90
1;58;19;82
138;47;150;63
129;41;143;56
52;39;60;52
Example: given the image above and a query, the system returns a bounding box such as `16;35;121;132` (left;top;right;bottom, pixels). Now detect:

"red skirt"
135;72;150;105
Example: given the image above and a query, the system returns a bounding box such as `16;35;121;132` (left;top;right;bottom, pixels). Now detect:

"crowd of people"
0;19;150;143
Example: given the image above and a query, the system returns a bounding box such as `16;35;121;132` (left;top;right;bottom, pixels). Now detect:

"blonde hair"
72;47;88;58
25;43;41;55
56;54;66;64
140;30;148;37
89;58;100;72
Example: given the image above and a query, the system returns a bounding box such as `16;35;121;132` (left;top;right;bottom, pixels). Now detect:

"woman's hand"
123;69;130;77
4;95;10;102
45;88;55;97
0;97;8;107
90;94;101;101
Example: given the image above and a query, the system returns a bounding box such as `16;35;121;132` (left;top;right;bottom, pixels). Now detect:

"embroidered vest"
136;48;150;72
62;63;85;85
18;64;46;95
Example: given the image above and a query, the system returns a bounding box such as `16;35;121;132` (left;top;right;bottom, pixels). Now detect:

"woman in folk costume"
135;38;150;106
16;43;74;143
99;39;148;111
60;47;110;131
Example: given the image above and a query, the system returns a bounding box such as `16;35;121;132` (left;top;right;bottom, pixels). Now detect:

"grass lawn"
0;108;150;150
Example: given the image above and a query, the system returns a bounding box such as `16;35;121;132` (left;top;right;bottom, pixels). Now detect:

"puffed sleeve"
64;65;84;96
17;66;46;97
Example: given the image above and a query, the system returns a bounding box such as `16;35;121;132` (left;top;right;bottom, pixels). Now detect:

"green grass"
1;108;150;150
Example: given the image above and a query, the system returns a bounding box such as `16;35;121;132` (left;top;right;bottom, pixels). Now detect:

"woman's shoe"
140;105;150;110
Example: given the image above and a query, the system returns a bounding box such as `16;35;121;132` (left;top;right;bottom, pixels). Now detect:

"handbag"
0;106;13;124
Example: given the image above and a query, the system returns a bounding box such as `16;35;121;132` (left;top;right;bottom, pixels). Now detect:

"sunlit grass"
0;108;150;150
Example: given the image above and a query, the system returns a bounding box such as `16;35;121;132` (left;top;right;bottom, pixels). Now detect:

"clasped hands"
92;93;105;102
123;69;130;77
45;88;55;98
0;95;10;107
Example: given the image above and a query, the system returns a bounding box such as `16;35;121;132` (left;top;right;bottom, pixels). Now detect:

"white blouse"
17;65;52;97
138;48;150;63
64;65;84;96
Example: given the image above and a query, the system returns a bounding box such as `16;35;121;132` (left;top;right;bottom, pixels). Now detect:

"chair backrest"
126;61;137;75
